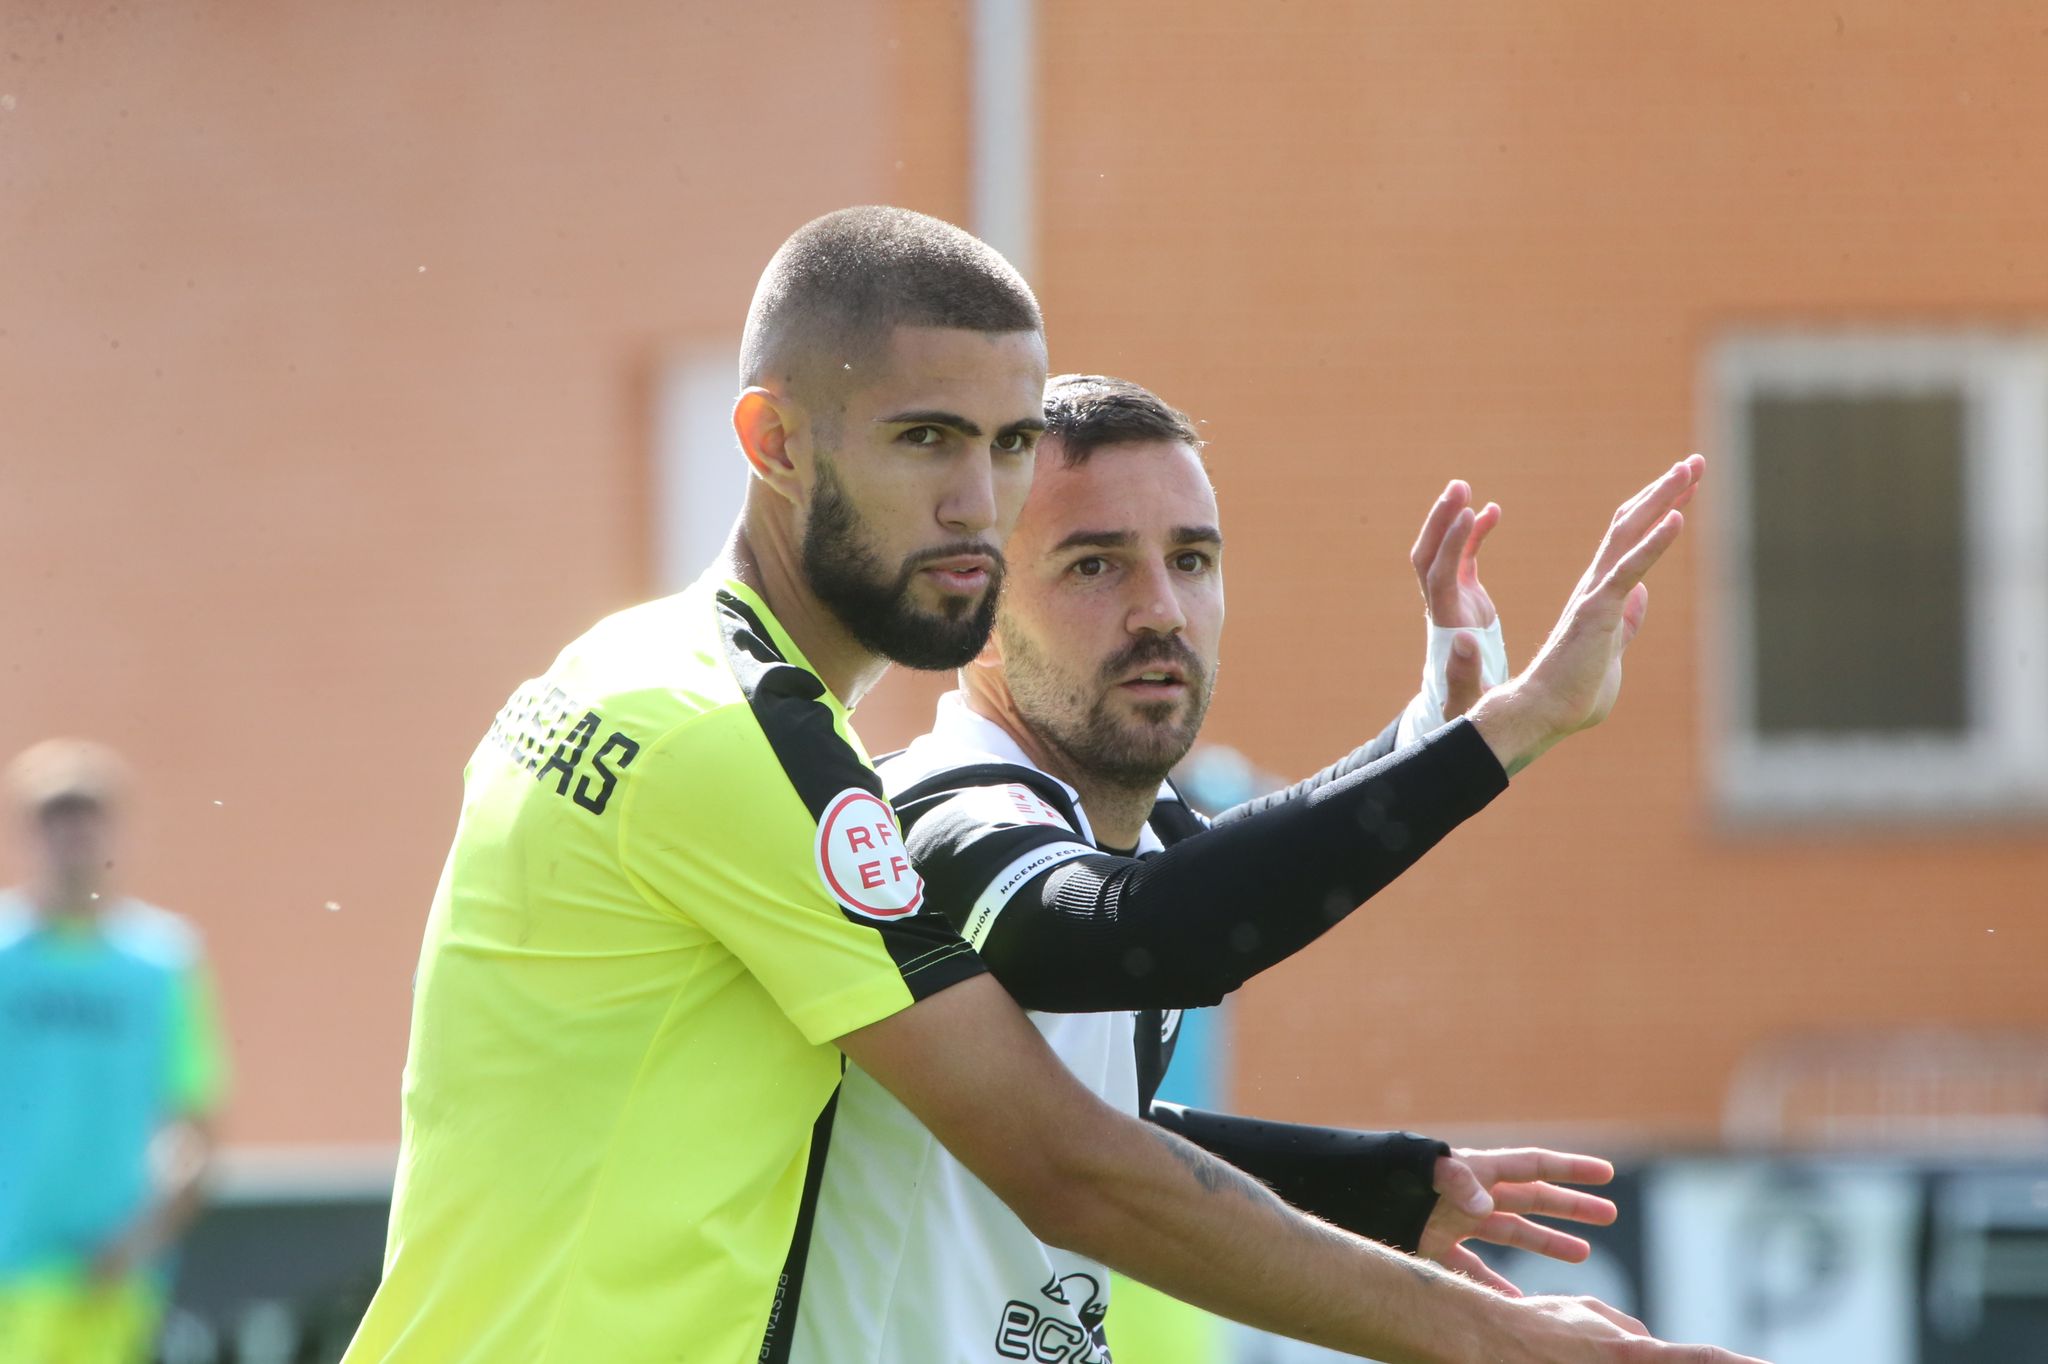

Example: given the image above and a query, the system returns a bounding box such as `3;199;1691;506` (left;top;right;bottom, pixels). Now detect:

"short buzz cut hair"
1041;373;1204;465
739;206;1042;399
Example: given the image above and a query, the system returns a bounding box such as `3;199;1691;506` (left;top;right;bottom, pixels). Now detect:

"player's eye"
1071;556;1108;578
899;426;944;447
993;431;1037;456
1173;551;1212;574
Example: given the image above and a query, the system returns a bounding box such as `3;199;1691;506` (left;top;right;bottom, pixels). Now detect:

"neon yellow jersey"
343;576;984;1364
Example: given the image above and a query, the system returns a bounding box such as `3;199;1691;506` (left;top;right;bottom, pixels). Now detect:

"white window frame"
1705;332;2048;823
652;346;751;596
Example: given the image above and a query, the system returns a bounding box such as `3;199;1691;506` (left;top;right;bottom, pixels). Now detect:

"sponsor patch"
815;788;925;919
950;782;1077;834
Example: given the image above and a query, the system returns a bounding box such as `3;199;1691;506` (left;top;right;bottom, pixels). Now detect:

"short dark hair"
1041;374;1204;465
740;207;1041;397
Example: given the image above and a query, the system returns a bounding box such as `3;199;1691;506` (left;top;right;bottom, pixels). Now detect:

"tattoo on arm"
1150;1129;1444;1288
1150;1126;1281;1204
1398;1252;1440;1286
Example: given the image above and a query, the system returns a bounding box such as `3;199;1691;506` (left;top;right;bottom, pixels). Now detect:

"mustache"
1099;632;1203;684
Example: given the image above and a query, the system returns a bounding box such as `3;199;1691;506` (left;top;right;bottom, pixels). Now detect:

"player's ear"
733;388;806;506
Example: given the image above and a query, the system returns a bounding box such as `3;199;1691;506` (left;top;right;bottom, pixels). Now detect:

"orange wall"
3;1;2043;1151
1033;0;2048;1139
0;0;968;1145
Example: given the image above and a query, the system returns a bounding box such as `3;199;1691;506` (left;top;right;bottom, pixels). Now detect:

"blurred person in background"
0;739;228;1364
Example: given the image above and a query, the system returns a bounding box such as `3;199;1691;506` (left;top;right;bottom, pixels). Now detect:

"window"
652;347;751;595
1707;334;2048;821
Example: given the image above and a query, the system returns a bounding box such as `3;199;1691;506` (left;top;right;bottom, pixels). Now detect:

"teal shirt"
0;893;226;1279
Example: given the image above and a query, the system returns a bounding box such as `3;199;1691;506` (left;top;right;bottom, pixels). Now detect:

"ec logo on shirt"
816;789;925;920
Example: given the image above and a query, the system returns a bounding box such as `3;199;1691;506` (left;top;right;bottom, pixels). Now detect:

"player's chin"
893;626;993;672
1106;710;1199;765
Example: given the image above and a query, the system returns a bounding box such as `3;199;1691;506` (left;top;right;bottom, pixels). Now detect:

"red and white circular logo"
815;788;925;920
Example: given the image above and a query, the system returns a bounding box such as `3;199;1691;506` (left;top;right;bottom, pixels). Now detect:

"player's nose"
937;450;999;537
1125;559;1187;636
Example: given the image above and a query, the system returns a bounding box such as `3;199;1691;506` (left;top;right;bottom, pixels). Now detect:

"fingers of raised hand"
1456;1147;1617;1188
1412;480;1472;582
1619;582;1650;648
1597;510;1684;606
1427;507;1479;619
1432;1155;1496;1217
1461;502;1502;583
1489;1181;1619;1227
1611;456;1704;532
1594;458;1704;582
1475;1212;1593;1263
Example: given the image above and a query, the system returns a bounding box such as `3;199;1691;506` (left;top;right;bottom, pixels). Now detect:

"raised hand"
1469;456;1704;774
1410;479;1503;720
1411;479;1502;630
1419;1147;1619;1295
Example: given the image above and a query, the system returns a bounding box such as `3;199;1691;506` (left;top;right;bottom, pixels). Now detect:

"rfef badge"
815;788;925;919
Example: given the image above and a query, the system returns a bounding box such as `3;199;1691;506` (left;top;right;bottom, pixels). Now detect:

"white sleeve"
1394;618;1510;747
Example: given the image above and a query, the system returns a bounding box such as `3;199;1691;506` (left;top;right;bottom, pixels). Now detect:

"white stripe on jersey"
962;840;1096;948
788;691;1171;1364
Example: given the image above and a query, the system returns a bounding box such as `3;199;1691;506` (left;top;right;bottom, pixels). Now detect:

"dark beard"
800;458;1004;671
1003;626;1214;790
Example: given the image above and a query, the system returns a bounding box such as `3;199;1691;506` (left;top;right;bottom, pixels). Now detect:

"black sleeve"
1211;713;1405;824
909;718;1506;1013
1147;1102;1446;1253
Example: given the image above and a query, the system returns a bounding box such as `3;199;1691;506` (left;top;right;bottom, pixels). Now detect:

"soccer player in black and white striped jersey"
778;374;1746;1364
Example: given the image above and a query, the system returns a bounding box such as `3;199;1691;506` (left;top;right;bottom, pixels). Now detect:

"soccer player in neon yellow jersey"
343;207;1770;1364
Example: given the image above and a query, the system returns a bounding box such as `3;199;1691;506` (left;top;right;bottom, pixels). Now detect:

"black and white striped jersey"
774;678;1510;1363
780;694;1143;1364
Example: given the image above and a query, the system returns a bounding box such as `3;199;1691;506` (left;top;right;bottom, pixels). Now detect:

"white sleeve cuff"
1395;618;1510;747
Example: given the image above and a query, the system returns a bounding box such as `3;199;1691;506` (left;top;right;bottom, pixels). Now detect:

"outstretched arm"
912;459;1707;1015
1210;712;1407;823
1145;1103;1449;1252
913;717;1505;1012
839;975;1768;1364
1148;1105;1620;1296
